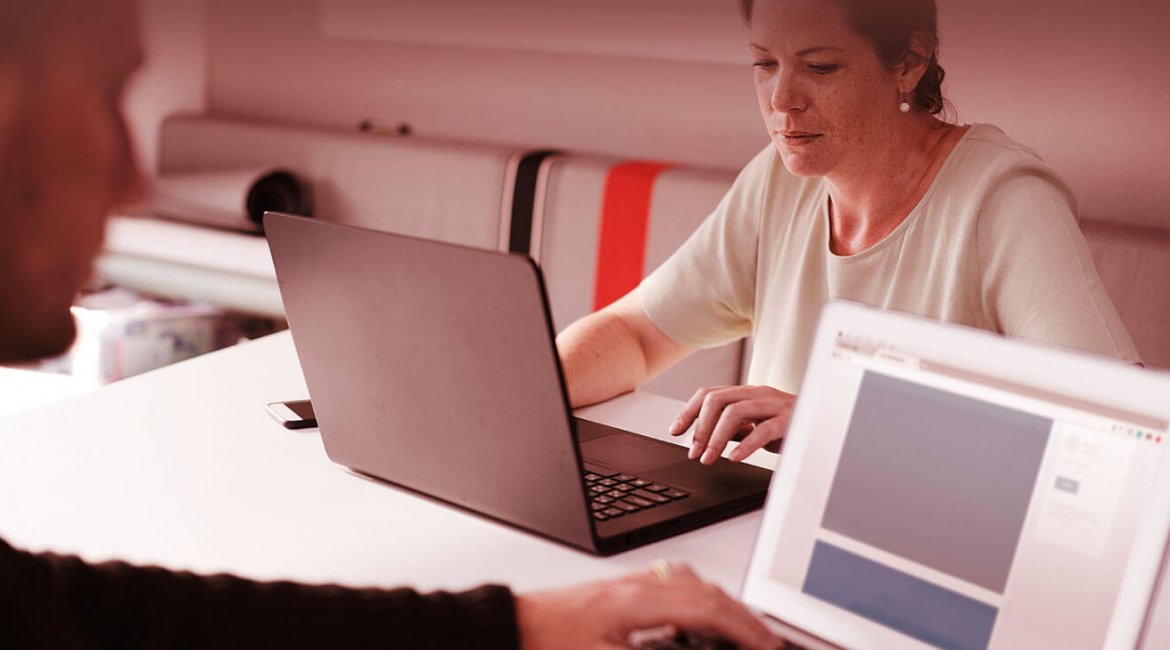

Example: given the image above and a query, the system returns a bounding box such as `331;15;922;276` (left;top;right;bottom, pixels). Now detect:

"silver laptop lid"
743;301;1170;650
264;213;594;550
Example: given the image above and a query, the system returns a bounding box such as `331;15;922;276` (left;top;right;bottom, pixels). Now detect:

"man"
0;1;781;648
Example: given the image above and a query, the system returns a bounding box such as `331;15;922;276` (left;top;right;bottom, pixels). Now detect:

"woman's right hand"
669;385;796;464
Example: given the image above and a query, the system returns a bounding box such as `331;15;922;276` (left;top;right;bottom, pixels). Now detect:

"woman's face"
749;0;908;179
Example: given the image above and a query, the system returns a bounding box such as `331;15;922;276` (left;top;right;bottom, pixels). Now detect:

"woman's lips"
778;131;823;145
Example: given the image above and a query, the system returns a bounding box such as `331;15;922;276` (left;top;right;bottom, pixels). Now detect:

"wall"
124;0;209;174
183;0;1170;226
937;0;1170;226
204;0;763;172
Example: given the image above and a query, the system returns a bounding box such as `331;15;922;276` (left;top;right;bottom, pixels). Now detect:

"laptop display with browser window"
742;301;1170;649
263;212;772;555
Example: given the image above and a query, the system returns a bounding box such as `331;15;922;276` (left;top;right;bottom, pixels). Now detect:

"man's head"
0;0;144;362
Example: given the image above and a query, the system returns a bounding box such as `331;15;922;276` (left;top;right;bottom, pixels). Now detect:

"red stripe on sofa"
593;161;673;311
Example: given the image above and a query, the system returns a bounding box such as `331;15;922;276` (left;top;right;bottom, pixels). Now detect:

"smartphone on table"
266;399;317;429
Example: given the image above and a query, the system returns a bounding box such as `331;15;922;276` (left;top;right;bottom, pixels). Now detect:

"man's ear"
897;31;934;95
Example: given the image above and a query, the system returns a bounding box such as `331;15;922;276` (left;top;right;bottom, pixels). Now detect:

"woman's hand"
669;385;796;464
515;562;780;650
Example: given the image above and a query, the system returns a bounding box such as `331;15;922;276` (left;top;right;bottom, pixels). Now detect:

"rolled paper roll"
151;168;314;234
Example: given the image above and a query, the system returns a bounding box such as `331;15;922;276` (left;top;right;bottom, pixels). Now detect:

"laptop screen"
743;303;1170;650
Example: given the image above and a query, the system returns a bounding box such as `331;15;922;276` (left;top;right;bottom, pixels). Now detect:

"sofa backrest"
152;114;1170;380
528;154;745;401
159;115;518;250
1080;219;1170;369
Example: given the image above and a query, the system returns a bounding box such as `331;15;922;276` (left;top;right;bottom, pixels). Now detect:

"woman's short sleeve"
977;165;1140;362
637;146;774;349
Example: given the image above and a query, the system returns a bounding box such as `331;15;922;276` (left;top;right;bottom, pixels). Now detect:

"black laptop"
264;212;772;555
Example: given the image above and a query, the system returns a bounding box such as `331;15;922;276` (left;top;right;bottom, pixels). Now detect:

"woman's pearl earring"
899;98;911;113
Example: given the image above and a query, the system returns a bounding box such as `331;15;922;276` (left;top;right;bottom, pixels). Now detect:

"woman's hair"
739;0;947;115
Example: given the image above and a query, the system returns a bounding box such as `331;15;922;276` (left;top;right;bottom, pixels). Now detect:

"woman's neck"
825;117;968;256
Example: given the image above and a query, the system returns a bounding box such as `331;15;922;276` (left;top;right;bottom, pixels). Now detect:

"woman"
557;0;1137;464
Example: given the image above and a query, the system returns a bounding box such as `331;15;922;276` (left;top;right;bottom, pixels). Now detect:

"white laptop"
742;301;1170;650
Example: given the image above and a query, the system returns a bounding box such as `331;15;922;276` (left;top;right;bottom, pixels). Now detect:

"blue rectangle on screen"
802;541;998;650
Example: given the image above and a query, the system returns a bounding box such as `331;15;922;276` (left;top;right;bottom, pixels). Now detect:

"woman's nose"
771;71;805;114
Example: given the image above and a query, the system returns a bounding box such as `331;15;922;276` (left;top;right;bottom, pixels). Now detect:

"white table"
0;367;91;419
0;332;764;597
2;332;1168;647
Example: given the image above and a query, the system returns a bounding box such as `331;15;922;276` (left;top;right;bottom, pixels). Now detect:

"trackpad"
580;430;687;474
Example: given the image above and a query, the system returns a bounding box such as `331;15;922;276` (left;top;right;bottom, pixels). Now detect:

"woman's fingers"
675;385;795;463
728;416;789;461
699;398;780;465
669;386;733;436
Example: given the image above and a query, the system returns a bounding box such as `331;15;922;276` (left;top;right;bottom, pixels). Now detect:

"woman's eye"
752;61;777;71
809;64;841;75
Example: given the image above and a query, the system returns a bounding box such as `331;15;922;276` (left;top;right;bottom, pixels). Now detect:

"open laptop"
742;301;1170;649
263;212;772;555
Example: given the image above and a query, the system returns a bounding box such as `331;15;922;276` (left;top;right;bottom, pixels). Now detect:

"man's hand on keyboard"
515;561;781;650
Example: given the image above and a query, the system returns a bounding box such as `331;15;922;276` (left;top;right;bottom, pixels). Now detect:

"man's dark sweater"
0;537;520;648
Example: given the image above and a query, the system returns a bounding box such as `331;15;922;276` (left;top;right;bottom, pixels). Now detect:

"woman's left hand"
669;385;796;464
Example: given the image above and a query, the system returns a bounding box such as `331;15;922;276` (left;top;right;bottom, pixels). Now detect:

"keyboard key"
584;473;602;482
590;502;607;511
630;479;651;488
633;489;670;504
613;501;640;512
592;511;609;521
595;496;614;504
603;507;625;517
615;474;636;483
644;484;669;493
624;496;655;508
585;466;619;478
598;478;619;487
589;485;608;494
663;489;689;500
616;483;636;492
606;490;626;499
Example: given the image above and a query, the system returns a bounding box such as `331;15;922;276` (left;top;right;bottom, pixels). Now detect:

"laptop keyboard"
584;466;690;521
